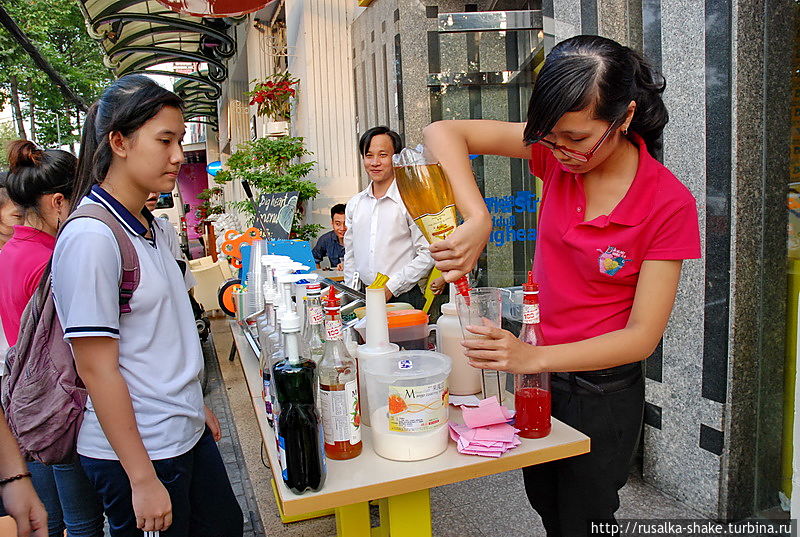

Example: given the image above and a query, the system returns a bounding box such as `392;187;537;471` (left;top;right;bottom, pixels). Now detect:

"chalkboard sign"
255;191;299;240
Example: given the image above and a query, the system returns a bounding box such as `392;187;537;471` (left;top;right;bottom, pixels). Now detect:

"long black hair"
523;35;668;156
72;74;183;211
6;140;76;214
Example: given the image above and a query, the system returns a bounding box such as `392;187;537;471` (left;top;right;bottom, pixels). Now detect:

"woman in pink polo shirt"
0;140;105;537
424;35;700;534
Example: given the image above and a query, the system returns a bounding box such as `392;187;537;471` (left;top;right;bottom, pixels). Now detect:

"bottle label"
387;381;448;433
523;303;540;325
309;306;324;325
413;205;457;243
320;380;361;445
263;377;273;419
277;434;288;481
325;320;342;340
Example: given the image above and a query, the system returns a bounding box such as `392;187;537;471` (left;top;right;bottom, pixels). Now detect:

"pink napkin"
449;397;521;458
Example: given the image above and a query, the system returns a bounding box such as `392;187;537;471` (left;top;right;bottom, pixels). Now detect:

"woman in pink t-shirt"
424;35;700;534
0;141;105;537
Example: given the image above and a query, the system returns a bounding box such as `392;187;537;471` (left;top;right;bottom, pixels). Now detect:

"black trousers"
522;369;645;537
390;285;426;310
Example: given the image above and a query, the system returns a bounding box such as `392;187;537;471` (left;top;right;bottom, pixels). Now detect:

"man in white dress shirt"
343;127;434;309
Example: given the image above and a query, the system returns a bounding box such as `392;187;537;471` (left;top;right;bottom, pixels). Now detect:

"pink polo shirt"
0;226;55;346
530;133;701;346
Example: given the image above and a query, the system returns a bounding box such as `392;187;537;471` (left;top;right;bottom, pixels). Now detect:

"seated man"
343;126;434;309
312;204;347;270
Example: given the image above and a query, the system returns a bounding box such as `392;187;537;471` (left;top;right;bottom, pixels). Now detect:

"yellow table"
231;323;589;537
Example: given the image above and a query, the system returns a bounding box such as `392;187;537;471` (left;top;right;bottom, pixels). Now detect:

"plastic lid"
522;270;539;293
441;302;457;316
360;350;451;381
387;309;428;328
306;282;321;294
324;285;340;309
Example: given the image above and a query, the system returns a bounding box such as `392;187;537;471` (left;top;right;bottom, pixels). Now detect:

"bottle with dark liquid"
514;272;552;439
318;287;362;460
271;295;326;494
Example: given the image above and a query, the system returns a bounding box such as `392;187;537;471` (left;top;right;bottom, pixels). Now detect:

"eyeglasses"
535;121;619;163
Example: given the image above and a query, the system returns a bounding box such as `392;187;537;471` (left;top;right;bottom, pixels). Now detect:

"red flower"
255;94;265;103
266;81;275;87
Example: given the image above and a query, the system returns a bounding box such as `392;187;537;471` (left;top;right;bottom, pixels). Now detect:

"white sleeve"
386;217;435;296
52;219;122;339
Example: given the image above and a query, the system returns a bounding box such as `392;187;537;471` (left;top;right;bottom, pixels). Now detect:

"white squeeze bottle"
355;273;399;426
437;284;482;395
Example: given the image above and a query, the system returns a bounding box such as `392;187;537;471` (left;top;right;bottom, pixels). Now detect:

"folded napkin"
449;397;521;457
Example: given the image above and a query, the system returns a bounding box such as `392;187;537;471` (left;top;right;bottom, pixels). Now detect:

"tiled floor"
208;319;772;537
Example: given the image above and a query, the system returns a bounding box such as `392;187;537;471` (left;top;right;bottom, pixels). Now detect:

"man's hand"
1;478;47;537
384;287;393;301
335;262;343;271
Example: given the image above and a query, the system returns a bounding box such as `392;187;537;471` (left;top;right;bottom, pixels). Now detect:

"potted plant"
214;137;323;241
194;186;225;235
246;72;299;122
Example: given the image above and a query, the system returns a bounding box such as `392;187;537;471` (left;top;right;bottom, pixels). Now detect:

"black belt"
553;362;642;395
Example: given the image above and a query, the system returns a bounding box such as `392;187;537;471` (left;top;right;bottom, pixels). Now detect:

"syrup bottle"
514;271;552;438
318;287;362;460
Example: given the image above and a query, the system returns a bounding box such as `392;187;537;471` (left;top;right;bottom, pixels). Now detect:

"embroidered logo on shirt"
597;246;632;276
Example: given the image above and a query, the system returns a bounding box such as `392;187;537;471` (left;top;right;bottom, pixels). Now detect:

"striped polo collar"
88;184;154;237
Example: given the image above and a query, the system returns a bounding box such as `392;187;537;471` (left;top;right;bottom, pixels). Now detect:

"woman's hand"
204;406;222;441
132;476;172;532
430;217;491;283
1;478;47;537
461;324;544;374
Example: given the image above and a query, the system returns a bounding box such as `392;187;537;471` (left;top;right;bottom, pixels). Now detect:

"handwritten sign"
255;191;299;240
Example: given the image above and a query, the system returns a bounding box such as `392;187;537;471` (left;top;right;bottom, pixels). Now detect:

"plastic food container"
362;351;452;461
354;309;434;349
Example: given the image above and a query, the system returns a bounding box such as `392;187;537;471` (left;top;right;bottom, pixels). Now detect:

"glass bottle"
318;286;362;460
302;282;326;364
514;271;552;439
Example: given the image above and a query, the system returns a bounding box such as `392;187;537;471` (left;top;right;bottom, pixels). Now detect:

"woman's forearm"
71;338;156;485
422;121;490;223
537;325;660;373
0;409;28;477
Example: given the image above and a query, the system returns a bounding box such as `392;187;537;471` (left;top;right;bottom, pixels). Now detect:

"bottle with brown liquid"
318;287;362;460
393;160;470;297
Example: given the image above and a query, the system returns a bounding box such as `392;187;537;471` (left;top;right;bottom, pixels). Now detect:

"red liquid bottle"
514;272;552;439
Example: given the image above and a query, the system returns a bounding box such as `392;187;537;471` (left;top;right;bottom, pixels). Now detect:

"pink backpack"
1;203;140;464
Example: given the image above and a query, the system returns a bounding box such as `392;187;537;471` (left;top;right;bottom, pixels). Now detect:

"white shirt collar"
364;178;403;205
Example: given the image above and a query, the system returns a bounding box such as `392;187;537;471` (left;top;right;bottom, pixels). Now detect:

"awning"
77;0;244;128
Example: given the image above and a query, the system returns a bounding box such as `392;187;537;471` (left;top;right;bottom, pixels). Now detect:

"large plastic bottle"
514;272;551;439
437;283;482;395
272;275;326;494
356;278;400;427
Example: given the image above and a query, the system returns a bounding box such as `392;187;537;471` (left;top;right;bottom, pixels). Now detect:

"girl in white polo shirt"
51;75;242;537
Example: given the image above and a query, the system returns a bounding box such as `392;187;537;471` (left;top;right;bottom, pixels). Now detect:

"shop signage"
256;191;299;240
484;190;539;247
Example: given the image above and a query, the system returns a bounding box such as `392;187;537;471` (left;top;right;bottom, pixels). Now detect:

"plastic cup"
454;287;504;402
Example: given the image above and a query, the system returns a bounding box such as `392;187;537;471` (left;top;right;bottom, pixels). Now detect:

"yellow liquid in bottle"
393;164;459;244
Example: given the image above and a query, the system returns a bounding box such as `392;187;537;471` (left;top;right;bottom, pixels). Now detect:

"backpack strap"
61;204;141;314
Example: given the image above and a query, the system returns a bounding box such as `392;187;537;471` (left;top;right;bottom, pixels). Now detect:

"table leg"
382;489;432;537
335;501;371;537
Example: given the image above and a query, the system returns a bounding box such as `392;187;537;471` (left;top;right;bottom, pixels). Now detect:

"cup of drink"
454;287;505;402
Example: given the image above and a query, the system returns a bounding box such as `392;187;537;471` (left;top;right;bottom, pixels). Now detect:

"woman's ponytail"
72;75;183;212
627;50;668;156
